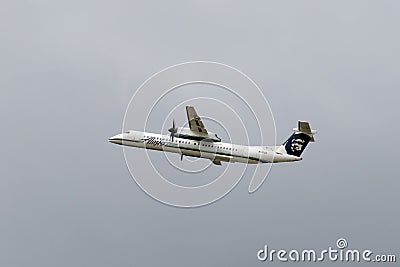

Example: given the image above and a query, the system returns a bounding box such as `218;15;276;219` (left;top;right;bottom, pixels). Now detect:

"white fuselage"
109;130;302;164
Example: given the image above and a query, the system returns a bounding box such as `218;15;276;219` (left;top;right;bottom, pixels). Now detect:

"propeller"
168;119;178;142
168;120;182;161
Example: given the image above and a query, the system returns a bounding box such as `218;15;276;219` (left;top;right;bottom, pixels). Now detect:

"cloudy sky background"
1;1;399;266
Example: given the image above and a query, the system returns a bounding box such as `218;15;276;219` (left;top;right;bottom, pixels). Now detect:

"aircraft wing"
186;106;208;134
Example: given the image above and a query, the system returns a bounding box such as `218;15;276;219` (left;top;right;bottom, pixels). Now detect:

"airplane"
109;106;316;165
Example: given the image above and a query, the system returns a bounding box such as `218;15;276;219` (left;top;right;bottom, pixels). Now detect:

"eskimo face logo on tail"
285;133;311;157
291;138;305;152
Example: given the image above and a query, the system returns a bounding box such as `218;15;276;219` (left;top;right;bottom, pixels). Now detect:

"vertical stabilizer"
277;121;316;157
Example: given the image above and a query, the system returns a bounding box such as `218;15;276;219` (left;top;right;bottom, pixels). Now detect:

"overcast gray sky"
1;1;399;266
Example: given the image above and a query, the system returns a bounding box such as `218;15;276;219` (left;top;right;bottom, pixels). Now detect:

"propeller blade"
181;154;183;161
168;119;176;142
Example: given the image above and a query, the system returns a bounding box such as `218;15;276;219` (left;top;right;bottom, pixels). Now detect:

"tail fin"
277;121;316;157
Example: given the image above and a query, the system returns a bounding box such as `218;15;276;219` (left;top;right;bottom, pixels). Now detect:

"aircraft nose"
108;133;123;145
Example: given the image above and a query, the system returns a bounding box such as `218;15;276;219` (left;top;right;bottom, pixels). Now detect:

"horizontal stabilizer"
294;121;317;142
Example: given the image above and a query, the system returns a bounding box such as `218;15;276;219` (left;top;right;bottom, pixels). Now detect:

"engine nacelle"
174;127;221;142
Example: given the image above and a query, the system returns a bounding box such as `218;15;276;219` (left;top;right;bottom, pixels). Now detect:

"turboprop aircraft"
109;106;316;165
